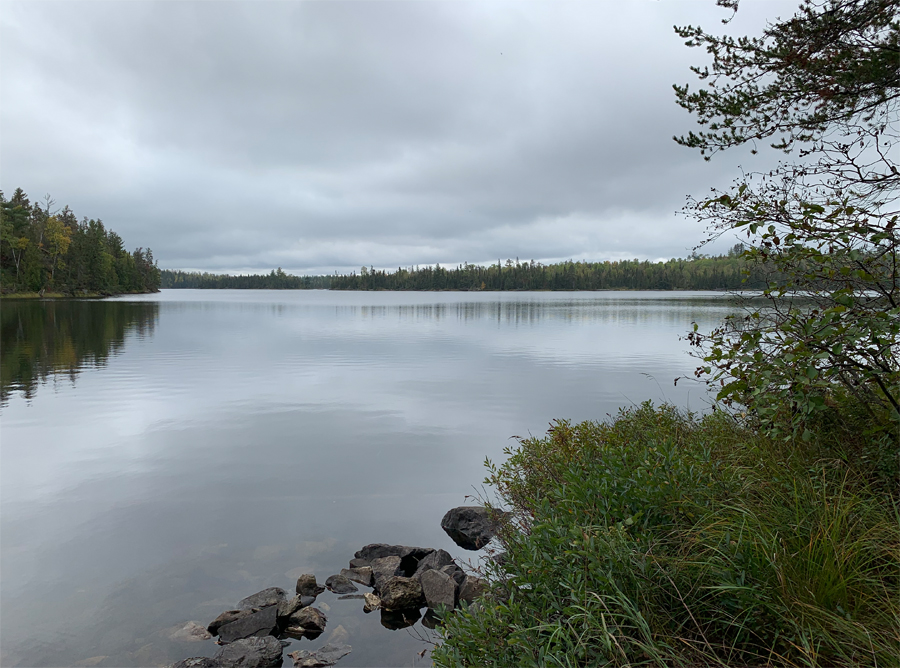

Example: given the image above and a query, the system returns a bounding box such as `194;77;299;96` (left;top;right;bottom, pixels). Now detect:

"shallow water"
1;290;736;667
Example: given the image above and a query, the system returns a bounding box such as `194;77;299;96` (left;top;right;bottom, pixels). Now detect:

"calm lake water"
1;290;737;667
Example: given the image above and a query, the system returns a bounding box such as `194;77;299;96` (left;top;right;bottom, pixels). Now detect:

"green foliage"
0;189;160;296
160;268;331;289
433;404;899;668
675;0;899;437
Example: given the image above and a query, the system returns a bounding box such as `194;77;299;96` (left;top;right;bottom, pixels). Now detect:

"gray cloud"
1;0;794;274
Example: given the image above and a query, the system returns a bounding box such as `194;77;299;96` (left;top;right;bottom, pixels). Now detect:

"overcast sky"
1;1;795;274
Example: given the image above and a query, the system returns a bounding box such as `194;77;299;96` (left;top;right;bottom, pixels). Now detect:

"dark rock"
340;567;372;587
419;569;457;610
295;574;325;598
379;576;425;611
421;608;444;630
218;605;278;643
459;576;487;604
171;659;218;668
348;557;369;569
369;556;402;590
214;635;283;668
285;607;327;634
288;643;352;667
354;544;434;574
379;607;421;630
282;627;322;642
337;594;365;600
440;563;467;586
208;609;255;636
413;549;455;576
441;506;509;550
238;587;288;610
277;595;315;619
324;574;358;594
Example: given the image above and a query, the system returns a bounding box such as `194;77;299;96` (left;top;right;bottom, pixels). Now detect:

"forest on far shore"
1;188;160;296
161;250;762;291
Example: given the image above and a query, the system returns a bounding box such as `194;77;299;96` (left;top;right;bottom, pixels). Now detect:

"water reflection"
0;300;158;404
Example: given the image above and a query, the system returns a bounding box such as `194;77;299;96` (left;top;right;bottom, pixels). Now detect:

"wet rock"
340;567;372;587
369;556;402;590
336;594;364;600
459;576;488;604
419;568;457;610
214;635;283;668
413;549;455;576
169;621;213;642
441;506;509;550
326;625;350;645
380;607;421;630
289;643;352;667
208;609;255;636
277;595;315;619
285;606;327;634
238;587;288;610
379;576;425;611
295;574;325;598
171;658;218;668
218;604;279;643
363;592;381;613
324;574;358;594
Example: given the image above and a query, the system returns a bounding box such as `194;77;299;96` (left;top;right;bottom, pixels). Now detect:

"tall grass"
432;403;899;667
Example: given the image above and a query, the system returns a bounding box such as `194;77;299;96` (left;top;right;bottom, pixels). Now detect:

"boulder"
213;636;283;668
348;557;369;569
285;606;327;634
277;595;315;619
340;567;373;587
441;506;508;550
288;643;352;667
354;544;434;574
169;621;213;642
324;574;358;594
379;607;420;630
362;592;381;613
413;549;455;576
418;569;457;610
208;609;254;636
459;576;488;604
440;563;467;586
378;576;425;611
369;556;402;590
295;574;325;598
218;605;278;643
171;658;218;668
238;587;288;610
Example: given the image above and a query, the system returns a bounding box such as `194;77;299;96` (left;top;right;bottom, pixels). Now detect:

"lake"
1;290;737;667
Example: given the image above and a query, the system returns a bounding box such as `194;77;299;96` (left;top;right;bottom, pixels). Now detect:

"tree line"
160;268;331;289
0;188;160;296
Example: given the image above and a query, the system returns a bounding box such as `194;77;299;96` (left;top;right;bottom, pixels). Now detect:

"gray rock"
324;574;358;594
421;608;444;630
238;587;288;610
208;609;255;636
285;606;327;634
218;605;279;643
378;576;425;611
277;595;315;619
288;643;352;667
336;594;365;600
348;557;369;569
214;636;283;668
440;563;467;586
459;575;488;604
362;592;380;613
295;574;325;598
171;659;218;668
354;544;434;574
413;549;455;576
340;567;372;587
419;568;457;610
169;621;213;642
369;556;402;590
441;506;509;550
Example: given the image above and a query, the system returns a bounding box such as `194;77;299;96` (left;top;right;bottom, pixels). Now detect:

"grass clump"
432;402;899;667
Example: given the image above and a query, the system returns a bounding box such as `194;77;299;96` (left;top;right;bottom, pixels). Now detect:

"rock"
440;563;467;586
418;569;457;610
295;574;325;597
171;658;218;668
169;621;213;642
208;609;255;636
369;556;402;590
379;576;425;611
459;575;487;604
340;567;373;587
289;643;352;667
285;606;327;634
421;608;444;630
413;549;455;576
326;624;350;645
362;592;381;613
238;587;288;610
277;595;315;619
354;544;434;574
324;574;358;594
214;636;283;668
218;604;279;643
336;594;364;600
380;607;420;630
441;506;509;550
348;557;369;569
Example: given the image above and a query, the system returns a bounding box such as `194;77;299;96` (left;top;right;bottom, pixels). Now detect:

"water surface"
1;290;735;667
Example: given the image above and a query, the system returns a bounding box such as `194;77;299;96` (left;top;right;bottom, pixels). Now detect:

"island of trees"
0;188;160;297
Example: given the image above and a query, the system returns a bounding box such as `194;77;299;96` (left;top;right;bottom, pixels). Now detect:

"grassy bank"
433;403;898;668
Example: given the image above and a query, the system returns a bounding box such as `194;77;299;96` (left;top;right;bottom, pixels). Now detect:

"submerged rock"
238;587;288;610
441;506;508;550
324;574;358;594
295;574;325;598
214;636;283;668
289;643;352;667
218;605;278;643
379;576;425;611
169;621;213;642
